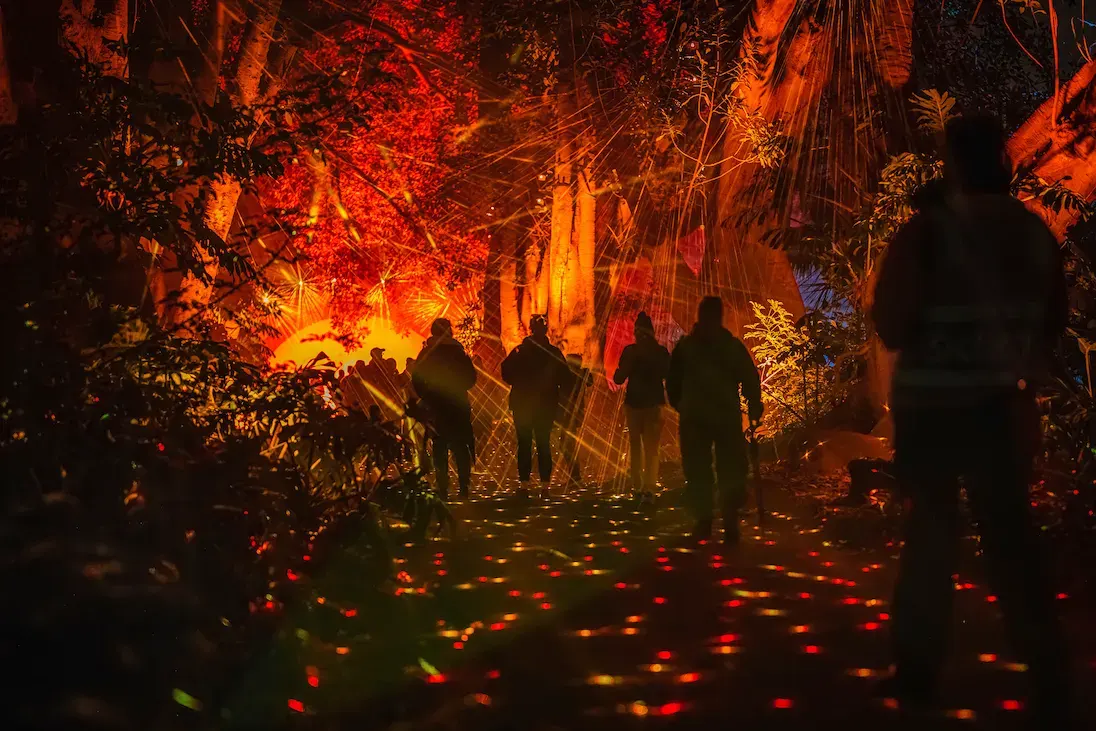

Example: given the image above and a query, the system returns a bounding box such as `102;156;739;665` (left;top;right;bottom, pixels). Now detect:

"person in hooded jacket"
411;319;478;500
667;296;762;544
871;113;1073;726
501;315;569;497
614;311;671;502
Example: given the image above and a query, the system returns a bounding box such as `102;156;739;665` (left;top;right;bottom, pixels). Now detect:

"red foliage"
259;0;486;337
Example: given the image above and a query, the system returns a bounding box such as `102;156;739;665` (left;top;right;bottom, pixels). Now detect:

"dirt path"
220;479;1094;730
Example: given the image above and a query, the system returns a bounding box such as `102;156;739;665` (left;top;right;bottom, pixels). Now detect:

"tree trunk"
1008;58;1096;238
0;7;15;125
713;1;830;333
500;229;522;353
576;163;597;363
874;0;914;89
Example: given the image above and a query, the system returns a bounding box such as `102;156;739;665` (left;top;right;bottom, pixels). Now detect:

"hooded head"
634;311;655;340
944;113;1012;195
696;296;723;331
530;314;549;339
431;318;453;339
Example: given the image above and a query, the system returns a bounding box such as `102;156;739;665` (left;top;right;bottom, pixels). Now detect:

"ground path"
221;476;1094;730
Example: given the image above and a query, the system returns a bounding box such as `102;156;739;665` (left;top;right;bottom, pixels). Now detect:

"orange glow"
271;316;424;371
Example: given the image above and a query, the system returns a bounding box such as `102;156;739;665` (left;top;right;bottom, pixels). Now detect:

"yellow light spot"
629;701;649;717
712;645;740;655
503;613;518;621
947;709;976;721
978;653;997;663
589;675;620;686
790;625;811;634
646;664;664;673
758;608;786;617
578;629;593;637
1003;662;1028;672
849;668;876;678
622;627;639;636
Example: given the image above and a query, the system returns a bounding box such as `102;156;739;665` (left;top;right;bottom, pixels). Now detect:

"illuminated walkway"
224;479;1093;729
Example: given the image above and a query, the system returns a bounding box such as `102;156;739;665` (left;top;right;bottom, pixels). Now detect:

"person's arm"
500;347;518;385
666;341;684;410
734;339;763;424
871;214;928;351
613;345;633;385
459;350;478;392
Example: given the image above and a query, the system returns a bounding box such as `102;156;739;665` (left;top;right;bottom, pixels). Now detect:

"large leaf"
909;88;957;134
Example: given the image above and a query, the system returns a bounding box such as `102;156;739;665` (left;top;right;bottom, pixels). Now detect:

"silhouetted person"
872;113;1071;725
412;319;477;500
560;353;593;486
614;311;670;502
501;315;569;497
667;296;762;544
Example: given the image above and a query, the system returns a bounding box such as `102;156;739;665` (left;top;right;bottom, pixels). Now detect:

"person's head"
431;318;453;338
530;314;548;338
370;347;385;362
943;113;1012;195
697;296;723;329
634;311;655;340
405;357;415;371
355;359;366;372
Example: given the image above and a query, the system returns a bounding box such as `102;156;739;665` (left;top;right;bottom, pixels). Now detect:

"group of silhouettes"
340;112;1078;726
405;298;764;544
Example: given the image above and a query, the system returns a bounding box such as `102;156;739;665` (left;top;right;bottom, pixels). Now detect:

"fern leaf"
909;89;957;134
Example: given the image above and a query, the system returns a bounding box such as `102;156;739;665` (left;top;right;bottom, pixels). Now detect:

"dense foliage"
0;56;439;729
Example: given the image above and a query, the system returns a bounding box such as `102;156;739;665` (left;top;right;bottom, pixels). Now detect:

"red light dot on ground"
540;602;552;610
486;670;501;679
615;582;627;589
1056;592;1068;600
427;674;447;684
343;609;357;617
808;551;819;557
654;597;667;604
532;592;546;599
720;579;733;586
772;698;794;709
657;650;672;660
1001;700;1023;711
509;590;521;597
878;612;891;621
862;622;881;631
453;642;464;649
437;570;447;576
678;672;700;683
726;599;743;608
308;676;320;688
798;592;812;599
986;595;998;603
491;622;506;631
288;699;305;713
620;547;629;553
803;645;820;654
659;701;683;716
718;633;740;643
549;571;562;577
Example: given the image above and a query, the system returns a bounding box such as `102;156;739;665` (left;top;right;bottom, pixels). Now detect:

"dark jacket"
561;361;594;426
666;325;762;428
872;193;1067;409
411;335;477;428
501;335;569;422
614;334;671;408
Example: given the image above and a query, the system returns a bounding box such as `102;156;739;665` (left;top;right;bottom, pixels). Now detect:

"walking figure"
411;319;477;500
501;315;569;498
667;296;763;544
871;113;1072;725
560;353;594;487
613;311;670;503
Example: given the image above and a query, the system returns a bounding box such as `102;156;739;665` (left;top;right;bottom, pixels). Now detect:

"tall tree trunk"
499;229;522;352
0;7;15;125
576;162;597;363
1008;58;1096;238
548;120;574;336
713;1;829;333
874;0;914;89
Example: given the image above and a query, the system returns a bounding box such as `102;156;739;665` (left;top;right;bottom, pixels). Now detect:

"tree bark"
1008;58;1096;238
874;0;914;89
575;163;597;362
